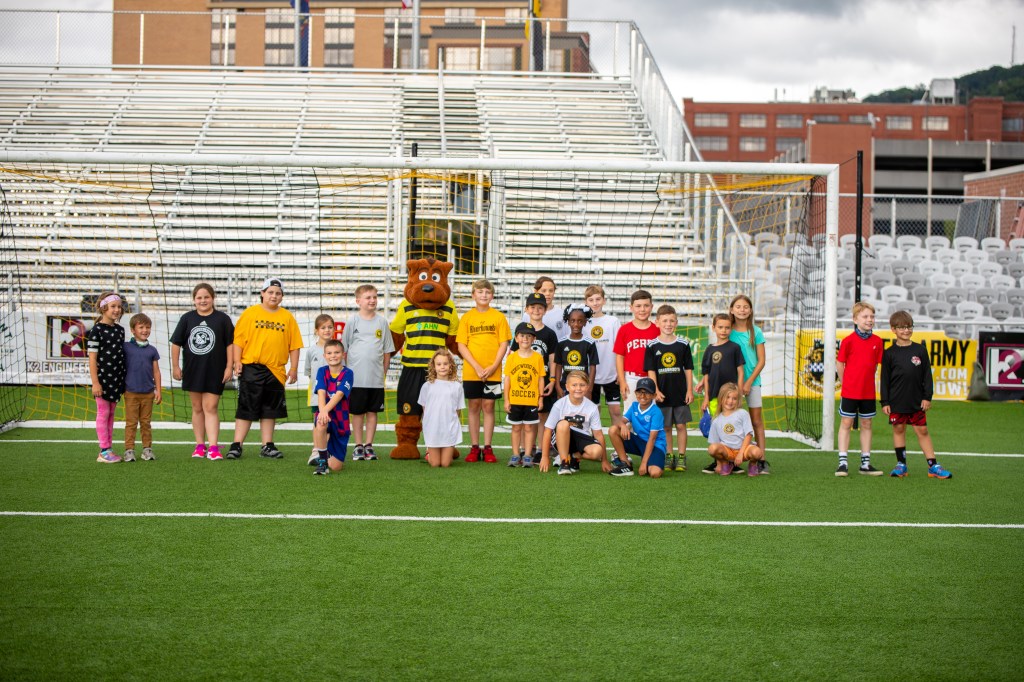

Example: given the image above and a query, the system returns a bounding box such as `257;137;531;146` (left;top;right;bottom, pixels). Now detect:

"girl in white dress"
418;348;465;467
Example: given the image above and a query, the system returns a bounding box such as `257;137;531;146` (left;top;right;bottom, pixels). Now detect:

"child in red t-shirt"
613;289;659;418
835;301;884;477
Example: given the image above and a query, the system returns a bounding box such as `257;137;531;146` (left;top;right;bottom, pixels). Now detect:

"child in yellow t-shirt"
503;322;546;468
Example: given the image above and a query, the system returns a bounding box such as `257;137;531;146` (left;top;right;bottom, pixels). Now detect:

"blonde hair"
427;348;458;382
716;382;741;416
354;284;377;297
728;294;758;350
852;301;875;317
564;369;590;386
472;279;494;293
584;285;605;299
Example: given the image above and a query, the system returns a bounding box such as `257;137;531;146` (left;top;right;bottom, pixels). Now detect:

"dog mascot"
389;257;460;459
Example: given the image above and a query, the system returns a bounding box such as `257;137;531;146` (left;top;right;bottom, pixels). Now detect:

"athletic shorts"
540;390;556;415
313;411;350;462
506;404;539;425
235;364;287;421
745;385;763;409
712;444;755;462
839;397;876;419
396;366;428;417
349;387;385;414
464;380;502;400
590;381;621;406
660;404;692;427
623;435;666;470
550;424;601;454
889;410;927;426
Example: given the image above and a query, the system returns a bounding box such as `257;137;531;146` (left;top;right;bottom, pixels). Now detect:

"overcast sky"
0;0;1020;103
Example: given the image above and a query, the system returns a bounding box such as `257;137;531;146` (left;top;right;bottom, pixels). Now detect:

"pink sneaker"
747;462;761;477
207;446;223;461
97;450;122;464
718;462;734;476
191;444;207;459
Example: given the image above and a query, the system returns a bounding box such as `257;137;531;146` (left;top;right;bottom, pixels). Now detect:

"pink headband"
99;294;121;308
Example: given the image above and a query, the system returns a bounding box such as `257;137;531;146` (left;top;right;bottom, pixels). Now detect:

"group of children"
86;276;950;482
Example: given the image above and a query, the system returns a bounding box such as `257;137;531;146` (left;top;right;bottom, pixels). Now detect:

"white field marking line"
4;438;1020;458
0;510;1021;529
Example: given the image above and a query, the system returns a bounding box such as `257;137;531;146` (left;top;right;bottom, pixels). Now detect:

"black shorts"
464;380;502;400
507;404;539;424
235;364;287;421
540;390;556;415
396;366;428;417
550;424;601;453
349;387;386;414
591;381;621;406
839;397;876;419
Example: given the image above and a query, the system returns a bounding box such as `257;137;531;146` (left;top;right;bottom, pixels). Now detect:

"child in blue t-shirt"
608;377;667;478
122;312;162;462
312;339;353;476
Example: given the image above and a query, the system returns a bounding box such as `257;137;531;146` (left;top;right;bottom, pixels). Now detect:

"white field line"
0;510;1021;529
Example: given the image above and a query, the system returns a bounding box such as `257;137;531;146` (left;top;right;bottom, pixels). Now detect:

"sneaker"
508;454;522;467
309;449;320;465
260;443;284;459
731;465;745;475
677;454;687;472
225;443;243;460
483;446;498;463
835;463;849;477
668;454;678;471
890;462;909;478
465;445;481;463
191;444;207;459
552;455;562;467
927;463;952;479
569;457;580;472
141;447;155;461
718;462;734;476
521;454;534;468
96;449;121;464
313;458;329;475
122;449;136;463
610;464;634;477
758;459;770;475
207;446;223;461
351;445;366;461
747;462;761;477
859;464;883;476
558;460;574;475
702;461;718;475
364;446;378;461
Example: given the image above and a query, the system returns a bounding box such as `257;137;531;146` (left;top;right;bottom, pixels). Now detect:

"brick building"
964;165;1024;240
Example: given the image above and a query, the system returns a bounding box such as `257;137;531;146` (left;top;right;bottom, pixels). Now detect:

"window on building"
443;46;479;71
776;114;803;128
812;114;839;123
739;114;766;128
695;113;728;127
886;115;913;130
505;7;528;25
211;9;236;66
483;47;520;71
1004;117;1024;132
264;8;295;66
384;7;413;36
922;116;949;131
739;137;766;152
397;48;430;69
547;49;567;72
848;114;871;124
776;137;802;151
323;8;355;68
444;8;476;24
695;136;728;151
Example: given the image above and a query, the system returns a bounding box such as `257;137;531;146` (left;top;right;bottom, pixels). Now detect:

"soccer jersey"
555;337;600;387
729;326;766;387
613;321;659;375
457;307;511;381
314;365;353;436
644;338;694;407
701;341;746;401
87;322;126;403
504;350;545;407
624;401;667;453
522;308;569;341
584;314;621;384
305;343;329;407
544;395;602;435
342;313;395;388
708;409;754;450
880;341;933;413
124;338;159;394
837;331;883;400
170;310;234;394
511;323;558;382
234;304;304;386
390;299;459;369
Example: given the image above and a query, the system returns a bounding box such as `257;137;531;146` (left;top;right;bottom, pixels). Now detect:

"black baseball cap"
635;378;657;394
525;293;547;307
515;322;537;337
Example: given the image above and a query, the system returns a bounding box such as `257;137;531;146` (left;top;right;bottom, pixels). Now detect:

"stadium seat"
868;234;894;250
993;250;1018;268
839;270;855;290
957;300;984;319
1007;288;1024;309
988;302;1015;321
900;272;927;290
959;273;986;292
1007;262;1024;281
913;286;939;306
773;267;792;288
750;269;774;287
861;258;883;277
962;249;989;267
943;287;968;306
924;235;951;252
761;244;785;262
905;246;930;264
929;273;956;291
934;247;959;266
947;261;972;280
977;261;1004;280
836;298;855;315
1010;237;1024;253
759;283;784;300
764;297;789;318
926;300;952;320
876;246;901;264
981;237;1007;254
870;271;896;289
835;257;853;273
990;274;1016;292
747;255;767;272
880;284;909;304
896;235;923;250
889;300;921;315
973;288;1001;306
782;232;808;251
769;256;793;273
916;260;943;278
887;259;914;278
839;233;858;250
856;284;879;301
953;236;979;252
754;232;780;252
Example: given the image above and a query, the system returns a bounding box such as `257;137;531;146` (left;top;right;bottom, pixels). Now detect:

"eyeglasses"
894;326;914;331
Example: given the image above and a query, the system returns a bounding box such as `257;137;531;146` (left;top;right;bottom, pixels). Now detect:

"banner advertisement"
978;330;1024;393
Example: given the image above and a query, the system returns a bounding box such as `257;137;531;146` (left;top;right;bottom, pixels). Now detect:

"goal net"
0;153;838;446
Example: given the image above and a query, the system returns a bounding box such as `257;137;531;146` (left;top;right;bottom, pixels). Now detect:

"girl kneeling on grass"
707;383;764;477
418;348;465;468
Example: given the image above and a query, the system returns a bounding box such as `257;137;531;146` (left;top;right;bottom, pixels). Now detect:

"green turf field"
1;401;1022;680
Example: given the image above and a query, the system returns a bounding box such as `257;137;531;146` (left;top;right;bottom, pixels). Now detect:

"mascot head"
404;257;454;310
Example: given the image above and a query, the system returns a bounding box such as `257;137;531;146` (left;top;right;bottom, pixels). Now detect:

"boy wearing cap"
227;277;303;460
503;322;547;467
511;292;558;426
608;377;665;478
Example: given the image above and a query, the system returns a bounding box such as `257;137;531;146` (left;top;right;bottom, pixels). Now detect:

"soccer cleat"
835;463;849;477
731;465;745;475
558;460;574;475
668;454;678;471
508;454;521;468
96;449;121;464
521;454;534;468
702;461;717;475
759;459;770;475
207;446;223;461
927;463;952;479
465;445;481;463
225;443;242;460
482;445;498;464
718;462;734;476
363;446;378;461
122;449;136;463
309;449;321;465
260;443;284;459
609;463;634;477
890;462;909;478
351;445;366;461
747;462;761;477
552;455;562;467
141;447;155;461
859;464;884;476
677;454;687;472
191;444;207;459
313;458;329;475
570;456;581;472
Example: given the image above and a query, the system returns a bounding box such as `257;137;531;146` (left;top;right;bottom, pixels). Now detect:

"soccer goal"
0;151;839;446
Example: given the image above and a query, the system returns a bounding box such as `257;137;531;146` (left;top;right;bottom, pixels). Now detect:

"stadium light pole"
411;0;421;70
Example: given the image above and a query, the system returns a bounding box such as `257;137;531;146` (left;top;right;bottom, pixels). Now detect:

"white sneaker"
307;449;319;466
122;449;136;462
141;447;155;461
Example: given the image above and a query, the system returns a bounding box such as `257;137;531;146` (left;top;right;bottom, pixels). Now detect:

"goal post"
0;150;839;448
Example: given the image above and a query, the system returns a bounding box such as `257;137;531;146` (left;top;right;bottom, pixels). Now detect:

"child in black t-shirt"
553;305;599;397
644;305;694;471
880;311;951;479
